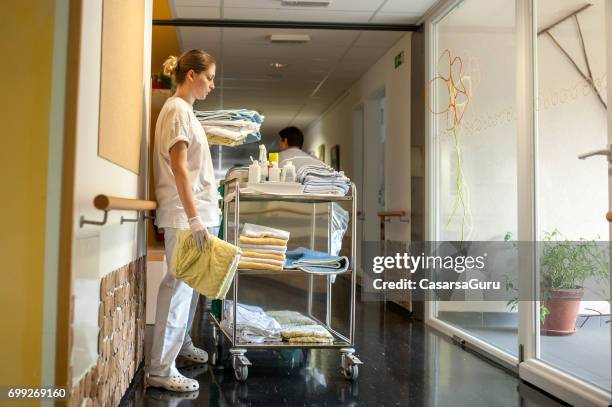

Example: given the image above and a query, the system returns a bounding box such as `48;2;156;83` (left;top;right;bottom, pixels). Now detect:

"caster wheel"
212;326;220;347
341;364;358;380
235;365;248;382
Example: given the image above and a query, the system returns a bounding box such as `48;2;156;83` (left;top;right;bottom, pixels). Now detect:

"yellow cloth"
172;230;241;299
241;250;285;262
280;325;334;340
287;337;334;343
207;135;245;146
239;235;288;246
238;261;283;271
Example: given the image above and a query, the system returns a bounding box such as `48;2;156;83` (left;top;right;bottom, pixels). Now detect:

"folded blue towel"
284;247;349;274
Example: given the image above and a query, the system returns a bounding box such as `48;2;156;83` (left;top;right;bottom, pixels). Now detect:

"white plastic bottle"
268;161;281;182
258;144;268;181
248;160;261;184
281;161;296;182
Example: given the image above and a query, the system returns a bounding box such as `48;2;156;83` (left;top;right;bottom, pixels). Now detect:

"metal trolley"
209;179;363;382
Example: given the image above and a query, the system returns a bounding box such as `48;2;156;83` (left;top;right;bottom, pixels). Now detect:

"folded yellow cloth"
241;250;285;262
207;135;245;146
287;337;334;343
239;235;288;246
280;325;334;340
238;261;283;271
172;230;241;299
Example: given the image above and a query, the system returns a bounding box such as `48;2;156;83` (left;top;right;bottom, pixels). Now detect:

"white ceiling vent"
269;34;311;43
280;0;331;7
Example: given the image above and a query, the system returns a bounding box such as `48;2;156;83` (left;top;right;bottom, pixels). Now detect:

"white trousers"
148;226;218;376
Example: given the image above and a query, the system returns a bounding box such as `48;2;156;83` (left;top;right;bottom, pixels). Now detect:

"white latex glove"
188;216;210;252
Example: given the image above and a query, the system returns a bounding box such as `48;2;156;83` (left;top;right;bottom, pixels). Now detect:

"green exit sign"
394;51;404;69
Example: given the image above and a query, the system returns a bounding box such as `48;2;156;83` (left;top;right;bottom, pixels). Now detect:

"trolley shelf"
236;268;352;276
210;314;352;350
232;192;353;203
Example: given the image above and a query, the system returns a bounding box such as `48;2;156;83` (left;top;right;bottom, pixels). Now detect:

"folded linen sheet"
221;301;281;343
207;135;245;146
287;336;334;343
242;223;290;240
284;247;349;274
240;256;285;267
241;250;285;261
303;185;350;195
280;325;334;341
240;243;287;252
265;310;317;327
239;235;288;246
237;261;283;271
202;125;252;140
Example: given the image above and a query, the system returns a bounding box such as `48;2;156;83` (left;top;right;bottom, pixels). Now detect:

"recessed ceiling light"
281;0;331;6
270;62;288;70
269;34;311;43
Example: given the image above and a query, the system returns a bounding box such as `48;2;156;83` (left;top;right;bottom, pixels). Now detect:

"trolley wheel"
341;364;358;380
212;325;220;347
234;365;248;382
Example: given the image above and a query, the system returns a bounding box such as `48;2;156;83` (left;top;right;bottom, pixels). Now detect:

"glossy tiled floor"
122;279;567;407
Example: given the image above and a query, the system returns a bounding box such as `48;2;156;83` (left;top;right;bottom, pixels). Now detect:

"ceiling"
163;0;438;159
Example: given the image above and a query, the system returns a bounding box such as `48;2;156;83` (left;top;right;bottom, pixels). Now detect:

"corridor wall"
306;33;412;242
68;0;152;404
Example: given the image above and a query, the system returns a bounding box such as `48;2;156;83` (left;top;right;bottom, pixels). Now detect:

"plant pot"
540;287;584;336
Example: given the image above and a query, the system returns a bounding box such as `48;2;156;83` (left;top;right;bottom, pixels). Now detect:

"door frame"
423;0;612;405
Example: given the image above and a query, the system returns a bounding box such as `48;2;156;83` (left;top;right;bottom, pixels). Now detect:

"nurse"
147;50;220;392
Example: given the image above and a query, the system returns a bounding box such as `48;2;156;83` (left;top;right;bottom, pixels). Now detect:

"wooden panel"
98;0;145;174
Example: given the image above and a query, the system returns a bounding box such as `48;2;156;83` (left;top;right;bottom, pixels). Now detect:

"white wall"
306;33;412;242
70;0;152;383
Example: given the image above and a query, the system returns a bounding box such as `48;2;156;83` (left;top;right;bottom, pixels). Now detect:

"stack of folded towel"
194;109;263;146
237;223;290;271
296;164;351;196
266;310;334;343
221;301;281;344
284;247;349;274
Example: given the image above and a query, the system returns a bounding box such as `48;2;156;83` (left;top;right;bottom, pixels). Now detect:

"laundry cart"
209;178;363;382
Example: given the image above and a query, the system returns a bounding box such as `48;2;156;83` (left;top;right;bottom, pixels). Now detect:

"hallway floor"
122;280;568;406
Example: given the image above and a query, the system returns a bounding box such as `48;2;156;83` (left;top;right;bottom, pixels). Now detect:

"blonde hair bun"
162;55;178;77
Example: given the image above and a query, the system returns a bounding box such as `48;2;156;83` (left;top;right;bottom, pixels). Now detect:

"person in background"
148;49;220;392
278;126;323;171
277;126;348;257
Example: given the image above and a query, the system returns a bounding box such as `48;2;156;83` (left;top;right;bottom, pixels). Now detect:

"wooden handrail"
80;195;157;227
93;194;157;211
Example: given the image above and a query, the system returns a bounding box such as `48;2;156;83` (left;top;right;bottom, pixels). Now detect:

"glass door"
517;0;611;404
425;0;520;368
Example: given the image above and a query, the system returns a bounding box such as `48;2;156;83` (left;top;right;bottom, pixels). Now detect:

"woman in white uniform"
147;50;221;392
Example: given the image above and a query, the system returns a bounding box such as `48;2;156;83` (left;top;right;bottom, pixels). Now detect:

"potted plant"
539;230;608;336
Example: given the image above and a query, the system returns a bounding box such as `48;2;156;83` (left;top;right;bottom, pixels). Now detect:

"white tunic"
153;96;220;229
278;147;323;172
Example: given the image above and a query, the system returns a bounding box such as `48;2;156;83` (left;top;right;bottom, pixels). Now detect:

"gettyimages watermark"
360;241;611;302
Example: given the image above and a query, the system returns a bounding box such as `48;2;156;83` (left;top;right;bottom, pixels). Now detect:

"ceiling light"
281;0;331;6
269;34;311;43
270;62;288;70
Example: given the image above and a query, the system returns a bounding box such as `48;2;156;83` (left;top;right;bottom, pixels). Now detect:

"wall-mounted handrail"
377;210;410;240
80;194;157;227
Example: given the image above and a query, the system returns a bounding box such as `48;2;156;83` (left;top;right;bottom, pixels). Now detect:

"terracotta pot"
540;287;584;336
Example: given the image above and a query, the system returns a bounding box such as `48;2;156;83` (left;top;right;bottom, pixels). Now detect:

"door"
517;0;611;405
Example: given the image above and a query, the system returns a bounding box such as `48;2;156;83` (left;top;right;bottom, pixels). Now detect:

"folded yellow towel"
287;337;334;343
241;250;285;262
238;261;283;271
172;230;241;299
239;235;288;246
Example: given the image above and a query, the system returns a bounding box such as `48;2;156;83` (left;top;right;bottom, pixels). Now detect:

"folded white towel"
240;256;285;266
240;243;287;252
242;223;290;240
